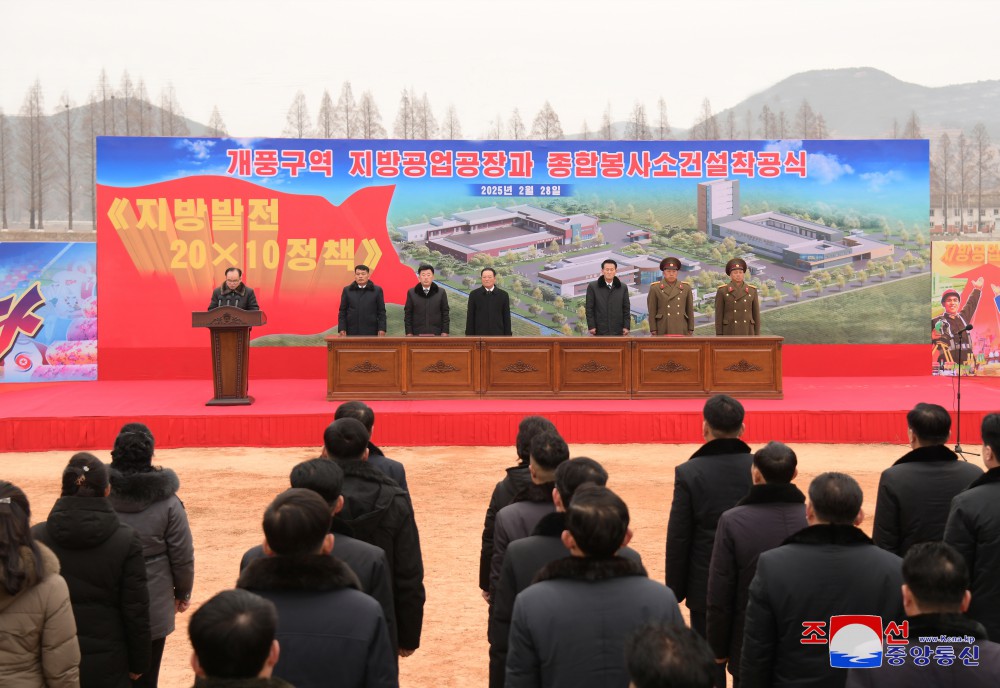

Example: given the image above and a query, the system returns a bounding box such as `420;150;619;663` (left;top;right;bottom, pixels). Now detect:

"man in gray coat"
506;485;683;688
403;264;449;336
585;258;631;336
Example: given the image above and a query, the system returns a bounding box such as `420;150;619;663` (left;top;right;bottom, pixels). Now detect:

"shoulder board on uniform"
747;285;756;291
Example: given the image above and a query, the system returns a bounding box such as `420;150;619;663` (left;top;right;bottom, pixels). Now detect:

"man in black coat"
706;441;808;687
209;267;259;310
506;486;683;688
237;489;396;688
945;412;1000;640
666;393;753;688
741;473;905;688
189;589;292;688
873;402;982;556
403;264;449;336
337;264;387;336
334;401;408;491
846;542;1000;688
479;415;557;601
323;418;425;657
466;267;512;336
239;458;397;651
585;258;631;336
490;457;642;688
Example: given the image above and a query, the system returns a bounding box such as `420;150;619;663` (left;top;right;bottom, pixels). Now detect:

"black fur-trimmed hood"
736;483;805;507
534;555;647;584
109;466;180;513
782;523;873;547
531;511;567;537
237;553;361;593
195;677;295;688
512;480;555;504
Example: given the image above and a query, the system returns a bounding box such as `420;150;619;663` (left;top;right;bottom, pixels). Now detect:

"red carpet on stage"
1;373;997;452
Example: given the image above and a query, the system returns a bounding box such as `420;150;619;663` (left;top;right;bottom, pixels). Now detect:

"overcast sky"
3;0;997;137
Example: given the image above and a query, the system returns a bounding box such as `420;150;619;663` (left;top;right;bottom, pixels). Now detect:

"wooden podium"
192;307;266;406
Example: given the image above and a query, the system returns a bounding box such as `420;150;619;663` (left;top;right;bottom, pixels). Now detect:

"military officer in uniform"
931;277;983;368
715;258;760;336
647;256;694;336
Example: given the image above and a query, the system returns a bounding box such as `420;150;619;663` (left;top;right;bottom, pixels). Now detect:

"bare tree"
486;114;504;140
580;119;590;141
743;108;753;139
508;108;526;140
283;91;312;138
207;106;227;137
97;69;111;135
600;102;613;139
442;105;462;139
334;82;357;138
315;90;335;138
902;110;922;139
758;104;775;138
625;102;651;140
724;110;738;140
20;80;50;229
796;99;815;138
691;98;718;140
393;89;415;139
160;84;188;136
891;118;899;139
120;71;134;136
530;101;563;140
814;114;829;140
971;123;995;232
957;132;971;232
656;97;671;140
777;111;788;139
0;108;8;229
932;133;952;232
85;94;97;227
414;93;438;139
57;93;74;229
356;91;386;139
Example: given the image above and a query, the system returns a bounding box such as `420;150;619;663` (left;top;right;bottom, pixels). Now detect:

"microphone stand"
955;325;978;459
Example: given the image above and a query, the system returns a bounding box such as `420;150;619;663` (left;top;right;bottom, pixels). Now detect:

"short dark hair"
625;623;715;688
417;264;435;274
110;422;155;473
753;441;797;484
529;430;570;472
354;265;370;273
189;589;277;679
323;418;370;461
262;488;331;556
808;472;863;525
289;458;344;506
225;267;243;278
566;485;629;558
907;403;951;444
481;267;496;277
334;400;375;432
703;394;745;435
61;452;110;498
601;259;618;269
902;542;969;611
555;457;609;506
515;416;557;463
983;413;1000;457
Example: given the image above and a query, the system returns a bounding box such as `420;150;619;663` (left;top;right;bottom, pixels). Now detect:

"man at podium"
209;267;260;310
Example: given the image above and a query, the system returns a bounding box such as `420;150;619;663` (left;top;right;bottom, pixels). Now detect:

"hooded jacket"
237;554;396;688
403;281;449;335
33;496;151;687
0;542;80;688
335;459;425;650
109;467;194;639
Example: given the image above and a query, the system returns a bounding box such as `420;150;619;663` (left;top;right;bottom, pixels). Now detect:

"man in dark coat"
479;415;557;600
506;486;683;688
32;454;151;688
334;401;408;491
846;542;1000;688
666;393;753;687
945;412;1000;640
715;258;759;336
239;458;397;651
931;277;983;368
338;264;387;336
323;418;425;656
489;430;570;596
490;458;642;688
209;267;260;310
873;402;982;557
741;473;905;688
466;267;512;336
706;441;808;686
237;489;395;688
585;258;631;336
403;264;449;335
188;589;293;688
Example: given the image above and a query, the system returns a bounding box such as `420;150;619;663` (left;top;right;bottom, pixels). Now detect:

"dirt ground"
1;441;935;688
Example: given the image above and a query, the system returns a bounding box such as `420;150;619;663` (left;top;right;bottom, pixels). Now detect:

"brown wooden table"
326;336;782;400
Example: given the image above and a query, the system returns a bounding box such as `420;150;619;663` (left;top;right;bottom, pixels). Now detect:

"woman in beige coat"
0;481;80;688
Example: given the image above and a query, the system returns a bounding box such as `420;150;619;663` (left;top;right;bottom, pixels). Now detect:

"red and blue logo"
829;615;883;668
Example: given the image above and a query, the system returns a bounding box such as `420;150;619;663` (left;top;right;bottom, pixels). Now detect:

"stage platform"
1;375;997;452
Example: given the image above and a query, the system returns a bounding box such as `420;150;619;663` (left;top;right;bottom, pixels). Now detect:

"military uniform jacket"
931;288;980;357
647;279;694;335
715;281;760;336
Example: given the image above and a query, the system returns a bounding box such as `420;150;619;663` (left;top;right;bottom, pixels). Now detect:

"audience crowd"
1;399;998;687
